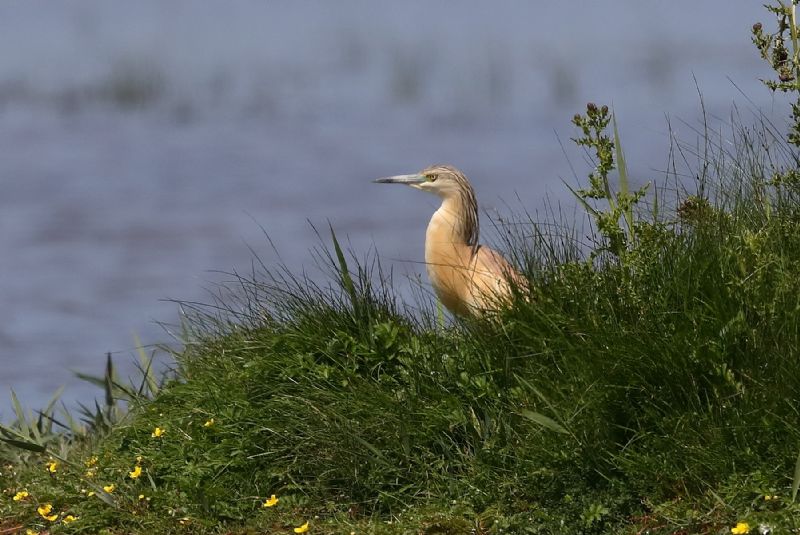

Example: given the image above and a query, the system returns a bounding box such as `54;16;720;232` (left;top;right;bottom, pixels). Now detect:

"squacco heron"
375;164;526;317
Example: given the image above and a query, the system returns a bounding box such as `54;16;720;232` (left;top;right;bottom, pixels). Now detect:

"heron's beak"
373;174;426;186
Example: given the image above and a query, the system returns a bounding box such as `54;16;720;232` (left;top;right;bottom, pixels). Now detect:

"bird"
374;164;526;317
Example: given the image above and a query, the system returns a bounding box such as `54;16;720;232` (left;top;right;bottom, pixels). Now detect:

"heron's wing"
469;246;527;308
473;246;525;284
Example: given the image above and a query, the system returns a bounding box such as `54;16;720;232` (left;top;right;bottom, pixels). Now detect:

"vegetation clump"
4;3;800;534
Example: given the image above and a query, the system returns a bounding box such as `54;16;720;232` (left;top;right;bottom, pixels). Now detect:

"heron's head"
374;164;470;199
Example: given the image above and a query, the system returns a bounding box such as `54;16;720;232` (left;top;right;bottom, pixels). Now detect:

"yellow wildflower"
731;522;750;534
25;530;38;535
85;455;98;467
136;455;143;463
138;494;145;499
262;494;279;508
37;503;58;521
45;460;58;473
62;514;78;523
129;465;143;479
87;491;95;497
294;521;309;533
12;490;29;501
103;484;115;493
203;418;215;428
85;467;97;478
151;427;165;438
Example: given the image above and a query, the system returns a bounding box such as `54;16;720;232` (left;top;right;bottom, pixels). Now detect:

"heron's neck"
428;195;479;249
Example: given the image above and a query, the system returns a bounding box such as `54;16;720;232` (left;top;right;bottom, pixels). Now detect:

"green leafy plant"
568;103;649;257
753;0;800;193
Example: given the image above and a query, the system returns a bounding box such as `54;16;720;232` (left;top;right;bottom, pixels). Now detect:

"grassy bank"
5;5;800;534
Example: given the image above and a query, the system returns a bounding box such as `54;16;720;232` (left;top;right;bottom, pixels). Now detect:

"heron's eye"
426;174;437;182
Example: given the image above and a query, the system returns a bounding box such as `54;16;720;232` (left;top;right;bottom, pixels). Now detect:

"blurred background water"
0;1;779;418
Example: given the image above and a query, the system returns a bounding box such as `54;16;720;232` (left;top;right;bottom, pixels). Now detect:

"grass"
5;5;800;534
4;110;800;535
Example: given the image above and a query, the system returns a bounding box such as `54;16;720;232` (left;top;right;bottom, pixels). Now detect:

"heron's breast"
424;211;474;315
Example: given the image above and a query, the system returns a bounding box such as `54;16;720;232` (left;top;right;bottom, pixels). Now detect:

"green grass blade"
134;332;159;397
0;422;46;452
436;299;445;330
520;409;569;435
73;372;108;390
85;482;118;507
37;386;64;435
562;179;600;217
792;447;800;502
0;435;47;452
329;225;359;314
652;181;660;221
612;112;634;243
350;433;393;468
59;406;85;436
516;376;564;424
41;386;64;417
104;352;115;409
613;113;629;199
791;2;800;88
10;389;30;437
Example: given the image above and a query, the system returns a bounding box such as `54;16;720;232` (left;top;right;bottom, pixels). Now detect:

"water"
0;1;776;418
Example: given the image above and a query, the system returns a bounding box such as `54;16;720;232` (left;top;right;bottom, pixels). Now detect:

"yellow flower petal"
87;491;95;497
731;522;750;534
262;494;279;507
203;418;215;428
62;514;78;523
45;460;58;473
12;490;29;501
151;427;165;438
103;484;115;493
37;503;58;521
129;465;143;479
25;529;39;535
294;521;309;533
85;456;98;467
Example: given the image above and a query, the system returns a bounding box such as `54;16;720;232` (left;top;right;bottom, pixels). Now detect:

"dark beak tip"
373;174;424;185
